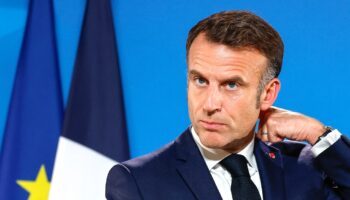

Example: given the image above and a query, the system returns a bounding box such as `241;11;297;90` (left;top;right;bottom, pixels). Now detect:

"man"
106;11;350;200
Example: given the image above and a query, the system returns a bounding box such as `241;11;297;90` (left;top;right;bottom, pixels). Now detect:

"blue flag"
49;0;129;198
0;0;63;199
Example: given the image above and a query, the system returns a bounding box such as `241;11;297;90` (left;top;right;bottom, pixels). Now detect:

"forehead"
188;34;268;81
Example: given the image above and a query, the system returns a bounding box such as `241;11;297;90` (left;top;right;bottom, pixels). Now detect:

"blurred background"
1;0;349;159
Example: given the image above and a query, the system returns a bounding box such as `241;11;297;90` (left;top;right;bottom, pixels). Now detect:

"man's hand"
257;106;327;145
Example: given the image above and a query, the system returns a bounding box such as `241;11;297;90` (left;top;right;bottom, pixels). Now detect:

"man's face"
187;34;268;153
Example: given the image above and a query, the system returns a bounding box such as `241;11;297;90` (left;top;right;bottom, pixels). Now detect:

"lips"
199;120;226;130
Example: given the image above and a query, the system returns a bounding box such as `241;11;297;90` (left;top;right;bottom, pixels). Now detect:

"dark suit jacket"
106;128;350;200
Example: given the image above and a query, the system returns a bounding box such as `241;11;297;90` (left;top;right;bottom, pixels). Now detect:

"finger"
267;131;284;143
256;119;267;139
260;125;269;142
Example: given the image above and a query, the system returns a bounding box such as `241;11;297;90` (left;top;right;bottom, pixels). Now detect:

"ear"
259;78;281;111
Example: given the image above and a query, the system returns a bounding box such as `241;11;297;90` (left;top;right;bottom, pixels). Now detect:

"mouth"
199;120;226;131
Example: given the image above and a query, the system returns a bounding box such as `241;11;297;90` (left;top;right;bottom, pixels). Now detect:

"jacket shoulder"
123;140;176;170
106;164;143;200
106;141;178;199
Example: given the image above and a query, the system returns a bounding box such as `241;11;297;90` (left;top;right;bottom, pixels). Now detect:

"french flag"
49;0;130;199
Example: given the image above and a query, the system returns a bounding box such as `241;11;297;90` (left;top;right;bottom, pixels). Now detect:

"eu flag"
0;0;63;199
49;0;130;199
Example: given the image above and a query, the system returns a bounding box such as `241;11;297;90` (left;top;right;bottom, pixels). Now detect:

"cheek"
224;92;252;111
224;91;260;124
225;90;243;102
188;86;203;110
187;89;199;119
237;89;259;107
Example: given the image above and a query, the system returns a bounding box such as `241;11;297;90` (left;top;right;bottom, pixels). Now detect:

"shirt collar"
191;127;257;171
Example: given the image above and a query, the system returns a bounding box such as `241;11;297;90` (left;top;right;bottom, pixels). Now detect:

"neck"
223;130;255;154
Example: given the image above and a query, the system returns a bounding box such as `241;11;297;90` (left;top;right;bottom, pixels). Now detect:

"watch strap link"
314;126;334;145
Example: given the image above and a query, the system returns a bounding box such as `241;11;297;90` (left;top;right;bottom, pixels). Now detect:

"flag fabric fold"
49;0;130;199
0;0;63;199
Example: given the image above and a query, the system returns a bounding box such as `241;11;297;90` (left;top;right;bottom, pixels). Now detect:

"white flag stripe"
49;137;117;200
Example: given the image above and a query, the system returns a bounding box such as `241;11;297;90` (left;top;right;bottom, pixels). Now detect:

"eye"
225;82;237;90
194;77;207;87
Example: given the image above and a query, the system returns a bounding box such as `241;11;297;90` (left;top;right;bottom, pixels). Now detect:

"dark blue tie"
221;154;261;200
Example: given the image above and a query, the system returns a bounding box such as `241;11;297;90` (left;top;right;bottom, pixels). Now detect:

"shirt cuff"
311;129;342;157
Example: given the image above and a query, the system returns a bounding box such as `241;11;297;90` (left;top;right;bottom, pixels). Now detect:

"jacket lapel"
175;129;222;200
254;139;286;200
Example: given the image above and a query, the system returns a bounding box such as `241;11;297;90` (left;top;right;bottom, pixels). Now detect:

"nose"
203;86;222;115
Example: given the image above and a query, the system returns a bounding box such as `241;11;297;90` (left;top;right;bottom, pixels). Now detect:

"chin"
198;130;232;149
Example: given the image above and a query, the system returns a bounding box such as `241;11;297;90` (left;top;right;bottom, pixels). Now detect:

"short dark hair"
186;11;284;81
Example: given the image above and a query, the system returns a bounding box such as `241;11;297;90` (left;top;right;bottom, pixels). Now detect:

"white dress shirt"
191;127;263;200
190;127;342;200
311;129;341;156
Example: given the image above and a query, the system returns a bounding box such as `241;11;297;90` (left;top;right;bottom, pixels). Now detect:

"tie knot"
220;154;249;177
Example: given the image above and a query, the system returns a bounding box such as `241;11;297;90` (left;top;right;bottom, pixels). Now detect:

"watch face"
324;126;334;134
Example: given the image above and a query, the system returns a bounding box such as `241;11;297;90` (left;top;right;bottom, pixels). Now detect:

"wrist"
309;125;334;145
307;122;327;145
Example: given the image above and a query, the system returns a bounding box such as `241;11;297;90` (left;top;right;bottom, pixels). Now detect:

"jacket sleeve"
315;135;350;199
105;164;143;200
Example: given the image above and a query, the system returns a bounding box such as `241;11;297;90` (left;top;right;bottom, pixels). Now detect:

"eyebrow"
222;76;247;85
188;69;248;85
188;69;204;78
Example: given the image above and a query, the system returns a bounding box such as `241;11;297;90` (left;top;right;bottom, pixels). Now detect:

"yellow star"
17;165;51;200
